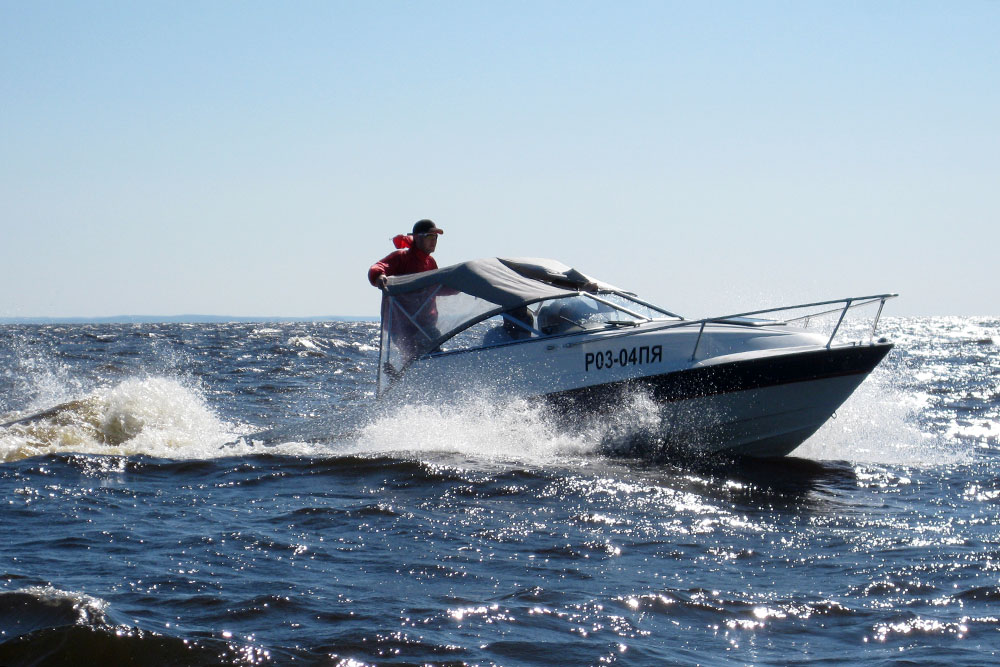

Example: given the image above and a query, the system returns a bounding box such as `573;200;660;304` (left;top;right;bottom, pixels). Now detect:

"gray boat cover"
384;257;614;308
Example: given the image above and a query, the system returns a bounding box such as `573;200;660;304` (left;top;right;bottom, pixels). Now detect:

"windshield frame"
420;289;682;357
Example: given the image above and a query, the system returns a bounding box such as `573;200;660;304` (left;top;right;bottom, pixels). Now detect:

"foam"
1;333;962;468
342;396;599;466
0;377;249;462
344;366;966;468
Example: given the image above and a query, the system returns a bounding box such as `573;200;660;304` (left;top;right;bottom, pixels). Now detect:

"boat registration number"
585;345;662;372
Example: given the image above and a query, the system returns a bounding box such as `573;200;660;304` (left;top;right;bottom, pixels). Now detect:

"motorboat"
376;257;895;458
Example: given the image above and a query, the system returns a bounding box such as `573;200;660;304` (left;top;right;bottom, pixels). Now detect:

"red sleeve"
368;250;405;286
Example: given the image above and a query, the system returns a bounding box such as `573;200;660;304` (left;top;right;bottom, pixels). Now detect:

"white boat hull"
382;322;892;458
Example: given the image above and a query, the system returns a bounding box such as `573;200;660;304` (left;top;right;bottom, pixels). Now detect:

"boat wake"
350;397;598;465
0;367;963;468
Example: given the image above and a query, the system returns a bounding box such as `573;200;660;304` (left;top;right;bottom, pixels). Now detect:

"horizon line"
0;314;379;324
1;313;995;325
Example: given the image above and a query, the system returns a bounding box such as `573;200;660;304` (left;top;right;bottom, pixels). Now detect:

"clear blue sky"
2;1;997;318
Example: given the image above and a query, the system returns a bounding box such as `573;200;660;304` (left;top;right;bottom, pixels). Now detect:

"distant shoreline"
0;315;378;325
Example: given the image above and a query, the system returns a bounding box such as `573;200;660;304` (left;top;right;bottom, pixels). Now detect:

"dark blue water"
1;318;997;665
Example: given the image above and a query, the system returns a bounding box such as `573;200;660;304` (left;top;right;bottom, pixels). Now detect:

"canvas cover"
383;257;614;306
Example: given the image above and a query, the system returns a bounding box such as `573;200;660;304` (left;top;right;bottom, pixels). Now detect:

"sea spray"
349;395;598;465
0;377;243;461
796;359;968;466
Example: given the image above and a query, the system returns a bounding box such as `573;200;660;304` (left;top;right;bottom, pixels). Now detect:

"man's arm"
368;250;405;289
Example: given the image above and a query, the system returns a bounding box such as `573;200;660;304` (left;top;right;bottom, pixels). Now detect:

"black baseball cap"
412;219;444;235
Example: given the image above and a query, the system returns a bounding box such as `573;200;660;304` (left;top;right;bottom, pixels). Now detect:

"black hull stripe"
545;343;893;408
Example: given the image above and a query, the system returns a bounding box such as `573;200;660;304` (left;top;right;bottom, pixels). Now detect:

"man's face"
415;232;439;254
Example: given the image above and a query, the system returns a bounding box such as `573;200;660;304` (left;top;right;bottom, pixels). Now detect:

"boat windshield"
435;292;674;353
380;288;676;363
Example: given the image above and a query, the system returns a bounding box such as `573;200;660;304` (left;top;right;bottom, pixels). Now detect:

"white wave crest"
0;377;248;462
343;396;599;466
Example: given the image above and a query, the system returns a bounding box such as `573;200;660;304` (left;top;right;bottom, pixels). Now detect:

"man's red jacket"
368;243;438;287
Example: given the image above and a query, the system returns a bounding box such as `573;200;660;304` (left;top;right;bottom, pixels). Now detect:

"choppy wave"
0;586;265;665
0;377;244;462
3;317;989;469
0;367;964;469
1;318;997;666
0;586;110;637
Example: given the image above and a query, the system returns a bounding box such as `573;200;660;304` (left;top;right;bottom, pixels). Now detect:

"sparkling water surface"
0;318;997;665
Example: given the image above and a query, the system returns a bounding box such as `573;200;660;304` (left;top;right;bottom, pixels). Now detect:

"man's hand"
376;274;389;291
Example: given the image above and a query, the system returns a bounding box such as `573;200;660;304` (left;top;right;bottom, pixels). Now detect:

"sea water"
0;318;997;665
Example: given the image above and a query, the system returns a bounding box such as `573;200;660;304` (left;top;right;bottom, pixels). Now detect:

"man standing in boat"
368;219;443;290
369;219;445;371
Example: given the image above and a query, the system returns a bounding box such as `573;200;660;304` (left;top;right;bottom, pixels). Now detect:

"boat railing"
564;293;897;359
687;293;896;360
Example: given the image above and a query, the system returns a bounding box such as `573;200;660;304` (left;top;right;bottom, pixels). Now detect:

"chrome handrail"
688;293;896;324
826;299;852;349
563;293;898;356
584;292;651;322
